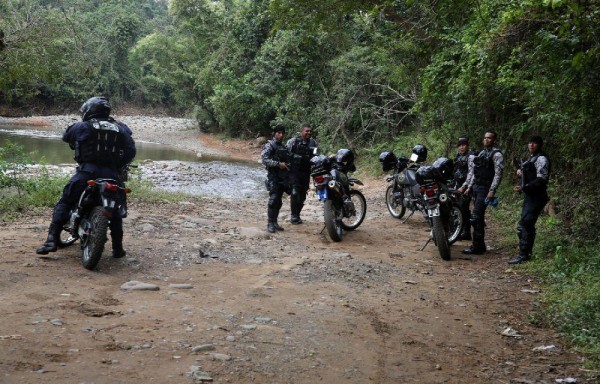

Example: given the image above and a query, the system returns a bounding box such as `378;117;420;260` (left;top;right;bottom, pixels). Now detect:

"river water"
0;126;267;199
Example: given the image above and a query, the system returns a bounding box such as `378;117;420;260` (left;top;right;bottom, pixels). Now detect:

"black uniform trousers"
517;193;548;257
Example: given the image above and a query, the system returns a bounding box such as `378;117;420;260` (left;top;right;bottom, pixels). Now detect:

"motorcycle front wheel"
324;199;343;242
446;205;463;245
385;185;406;219
341;190;367;231
432;215;451;261
81;206;109;270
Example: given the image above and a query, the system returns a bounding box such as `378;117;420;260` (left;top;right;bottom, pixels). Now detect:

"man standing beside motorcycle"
36;96;136;258
453;136;475;240
286;124;318;224
261;125;290;233
458;130;504;255
509;135;550;264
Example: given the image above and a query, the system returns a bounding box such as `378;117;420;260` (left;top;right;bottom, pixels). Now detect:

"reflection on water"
0;127;226;164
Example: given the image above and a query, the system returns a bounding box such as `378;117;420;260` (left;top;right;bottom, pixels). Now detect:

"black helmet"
412;144;428;163
379;151;398;172
335;148;355;166
80;96;111;121
432;157;454;180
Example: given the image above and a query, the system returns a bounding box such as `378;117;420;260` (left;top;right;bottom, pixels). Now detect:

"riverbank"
0;115;264;162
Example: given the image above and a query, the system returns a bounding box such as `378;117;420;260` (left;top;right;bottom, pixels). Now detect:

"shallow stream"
0;126;266;199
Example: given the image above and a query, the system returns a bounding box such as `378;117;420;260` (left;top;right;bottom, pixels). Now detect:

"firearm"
276;146;291;168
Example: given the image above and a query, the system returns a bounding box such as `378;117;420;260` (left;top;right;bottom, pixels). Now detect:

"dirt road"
0;124;587;383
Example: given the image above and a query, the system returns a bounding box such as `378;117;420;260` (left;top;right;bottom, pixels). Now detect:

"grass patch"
491;185;600;373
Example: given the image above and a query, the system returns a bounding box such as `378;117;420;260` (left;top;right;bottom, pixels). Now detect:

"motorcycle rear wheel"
446;205;463;245
324;199;343;242
385;185;406;219
81;206;109;270
432;215;451;261
341;190;367;231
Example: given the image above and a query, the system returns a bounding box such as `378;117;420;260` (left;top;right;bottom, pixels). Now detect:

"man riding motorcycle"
36;96;136;258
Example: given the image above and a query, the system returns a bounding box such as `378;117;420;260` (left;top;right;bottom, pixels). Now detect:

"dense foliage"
1;0;598;367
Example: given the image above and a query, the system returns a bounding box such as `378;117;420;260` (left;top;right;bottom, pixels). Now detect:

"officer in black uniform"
261;125;290;233
453;136;475;240
286;124;318;224
459;131;504;255
509;135;550;264
36;96;136;257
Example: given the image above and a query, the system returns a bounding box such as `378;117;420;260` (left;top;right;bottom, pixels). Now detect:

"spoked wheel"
341;190;367;231
432;215;451;261
446;205;463;245
385;185;406;219
324;199;343;242
81;206;109;270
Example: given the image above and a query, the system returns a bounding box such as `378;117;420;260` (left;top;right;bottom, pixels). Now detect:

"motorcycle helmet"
80;96;111;121
379;151;398;172
432;157;454;181
335;148;355;167
411;144;428;163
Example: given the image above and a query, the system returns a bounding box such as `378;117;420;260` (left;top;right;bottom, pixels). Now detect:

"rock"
168;283;194;289
192;344;215;353
209;352;232;361
120;281;160;291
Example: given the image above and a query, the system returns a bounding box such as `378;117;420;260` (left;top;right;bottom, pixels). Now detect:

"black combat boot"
509;235;532;264
272;208;284;231
508;254;530;264
267;208;278;233
111;231;127;258
36;224;61;255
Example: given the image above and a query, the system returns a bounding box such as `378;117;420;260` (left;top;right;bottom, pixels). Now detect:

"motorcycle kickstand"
401;210;416;224
419;237;432;251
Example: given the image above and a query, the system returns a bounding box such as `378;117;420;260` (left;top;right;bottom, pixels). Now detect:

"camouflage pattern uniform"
464;147;504;252
261;136;290;232
515;151;550;260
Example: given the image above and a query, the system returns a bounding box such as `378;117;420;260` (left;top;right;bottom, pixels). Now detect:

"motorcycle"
310;155;367;242
380;151;463;245
415;159;464;260
58;166;134;270
379;151;425;221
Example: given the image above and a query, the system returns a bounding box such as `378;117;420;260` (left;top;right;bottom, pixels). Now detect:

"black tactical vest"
75;119;123;167
454;151;472;185
473;149;499;187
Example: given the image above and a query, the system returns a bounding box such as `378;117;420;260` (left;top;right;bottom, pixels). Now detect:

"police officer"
36;96;136;257
454;136;475;240
509;135;550;264
287;124;318;224
458;130;504;255
261;125;290;233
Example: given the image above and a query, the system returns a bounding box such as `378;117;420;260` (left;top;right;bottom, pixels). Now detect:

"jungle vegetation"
1;0;598;369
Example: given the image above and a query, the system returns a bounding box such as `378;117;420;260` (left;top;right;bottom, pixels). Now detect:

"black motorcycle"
415;158;464;260
58;167;133;270
310;155;367;242
380;151;463;245
379;151;425;221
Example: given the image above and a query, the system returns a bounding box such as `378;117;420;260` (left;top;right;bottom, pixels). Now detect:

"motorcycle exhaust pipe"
439;193;448;203
328;180;336;189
